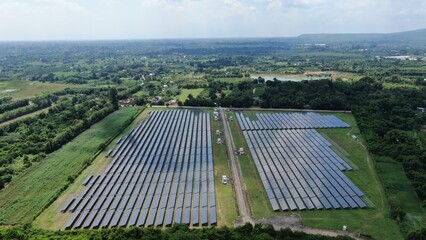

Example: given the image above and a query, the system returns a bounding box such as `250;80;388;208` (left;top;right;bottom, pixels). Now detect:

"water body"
250;74;325;82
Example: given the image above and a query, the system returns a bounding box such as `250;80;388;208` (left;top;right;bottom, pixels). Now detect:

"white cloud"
225;0;256;15
0;0;424;40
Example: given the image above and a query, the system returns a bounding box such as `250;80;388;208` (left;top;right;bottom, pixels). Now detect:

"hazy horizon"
1;0;425;41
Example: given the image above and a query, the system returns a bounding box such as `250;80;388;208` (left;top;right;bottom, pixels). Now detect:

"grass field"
0;107;143;225
383;82;421;90
177;89;204;102
226;111;403;240
210;112;239;226
375;156;425;233
0;80;70;99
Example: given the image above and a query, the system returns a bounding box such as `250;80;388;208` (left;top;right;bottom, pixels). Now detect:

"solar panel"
209;206;217;225
183;208;191;224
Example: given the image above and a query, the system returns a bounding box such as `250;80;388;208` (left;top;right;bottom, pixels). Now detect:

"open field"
375;156;425;232
382;82;421;90
177;89;204;102
0;80;70;99
227;111;402;239
0;107;142;225
250;71;361;82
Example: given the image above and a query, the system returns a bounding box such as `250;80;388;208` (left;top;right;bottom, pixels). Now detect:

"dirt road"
219;107;254;224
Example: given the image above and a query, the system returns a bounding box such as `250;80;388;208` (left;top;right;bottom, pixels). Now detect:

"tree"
110;88;119;110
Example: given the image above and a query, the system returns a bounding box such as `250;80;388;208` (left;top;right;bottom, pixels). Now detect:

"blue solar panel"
352;196;367;208
335;196;349;209
62;110;216;229
183;208;191;225
209;206;217;225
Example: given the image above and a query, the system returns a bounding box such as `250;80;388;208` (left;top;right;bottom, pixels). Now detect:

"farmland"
177;89;204;102
0;80;69;99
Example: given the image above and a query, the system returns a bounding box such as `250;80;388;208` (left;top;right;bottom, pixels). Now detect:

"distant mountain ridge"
295;28;426;44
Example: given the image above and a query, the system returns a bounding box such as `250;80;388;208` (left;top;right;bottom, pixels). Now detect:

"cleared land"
226;111;402;240
177;89;204;102
0;80;69;99
250;71;360;82
375;156;425;231
0;107;142;225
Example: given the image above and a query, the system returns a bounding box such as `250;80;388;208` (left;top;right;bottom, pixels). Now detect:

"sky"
0;0;425;41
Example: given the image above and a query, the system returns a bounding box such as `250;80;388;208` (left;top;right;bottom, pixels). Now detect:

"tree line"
0;223;355;240
0;88;118;189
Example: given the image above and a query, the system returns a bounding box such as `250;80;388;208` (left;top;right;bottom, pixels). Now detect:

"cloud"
0;0;424;40
225;0;256;15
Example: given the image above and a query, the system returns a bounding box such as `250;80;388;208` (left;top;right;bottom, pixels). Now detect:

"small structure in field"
238;148;245;155
221;175;229;184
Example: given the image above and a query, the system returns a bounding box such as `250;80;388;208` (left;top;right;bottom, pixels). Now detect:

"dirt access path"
221;108;365;239
219;107;254;224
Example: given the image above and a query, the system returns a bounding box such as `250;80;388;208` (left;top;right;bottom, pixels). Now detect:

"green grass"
228;111;403;240
375;157;425;232
383;82;421;90
177;88;204;102
0;80;70;99
253;87;265;97
0;107;142;225
210;112;239;226
376;157;424;213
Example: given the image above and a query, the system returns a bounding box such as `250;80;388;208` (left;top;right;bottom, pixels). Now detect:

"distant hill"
295;29;426;44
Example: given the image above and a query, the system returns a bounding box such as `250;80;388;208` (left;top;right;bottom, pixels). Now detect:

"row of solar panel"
63;110;217;229
243;129;367;211
249;129;352;171
236;112;350;131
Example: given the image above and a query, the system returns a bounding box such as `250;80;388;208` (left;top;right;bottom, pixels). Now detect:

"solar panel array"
236;112;350;131
62;110;217;229
236;112;366;211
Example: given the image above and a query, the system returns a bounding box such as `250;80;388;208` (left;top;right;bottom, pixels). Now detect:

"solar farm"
236;112;367;211
61;110;217;229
